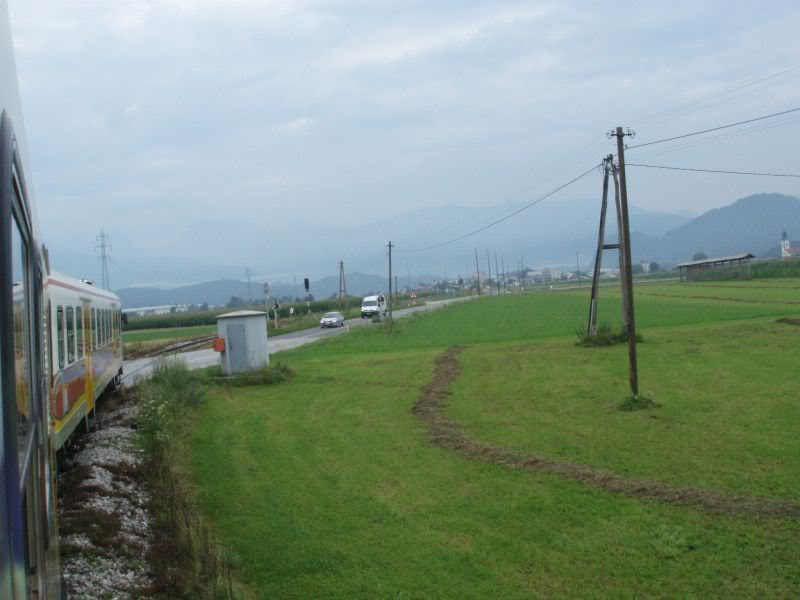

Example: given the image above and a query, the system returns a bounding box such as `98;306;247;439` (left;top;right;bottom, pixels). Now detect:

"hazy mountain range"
50;192;800;307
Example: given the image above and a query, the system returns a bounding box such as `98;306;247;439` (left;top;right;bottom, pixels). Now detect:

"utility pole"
575;253;581;288
486;249;493;297
246;267;253;303
474;247;482;297
611;126;639;397
588;156;612;337
494;253;501;296
96;229;111;290
387;241;394;331
263;282;270;330
501;256;507;294
406;260;411;290
338;260;347;309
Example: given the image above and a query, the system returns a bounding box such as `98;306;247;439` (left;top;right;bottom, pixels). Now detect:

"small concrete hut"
215;310;269;375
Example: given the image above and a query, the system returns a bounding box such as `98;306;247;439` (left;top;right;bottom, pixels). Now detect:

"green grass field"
123;325;217;344
185;280;800;598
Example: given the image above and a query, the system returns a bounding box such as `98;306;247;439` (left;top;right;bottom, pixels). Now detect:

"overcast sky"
8;0;800;264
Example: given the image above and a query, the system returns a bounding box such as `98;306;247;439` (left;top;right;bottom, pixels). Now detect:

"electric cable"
626;106;800;149
627;163;800;178
395;163;600;253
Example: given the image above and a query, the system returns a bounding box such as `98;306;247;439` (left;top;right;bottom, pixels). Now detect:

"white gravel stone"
60;397;154;599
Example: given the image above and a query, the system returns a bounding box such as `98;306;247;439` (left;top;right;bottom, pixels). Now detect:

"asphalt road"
122;296;473;386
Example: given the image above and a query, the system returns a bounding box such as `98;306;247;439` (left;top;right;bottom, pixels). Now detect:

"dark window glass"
11;214;33;478
57;306;64;369
66;307;75;363
76;306;83;358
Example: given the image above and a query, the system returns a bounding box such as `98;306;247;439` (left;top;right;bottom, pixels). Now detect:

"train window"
56;306;64;369
91;307;95;350
76;306;83;359
11;214;33;475
66;307;75;364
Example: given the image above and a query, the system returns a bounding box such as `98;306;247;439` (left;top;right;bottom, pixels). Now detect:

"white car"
320;311;345;328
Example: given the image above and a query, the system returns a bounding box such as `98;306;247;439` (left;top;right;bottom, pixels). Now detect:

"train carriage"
47;273;123;449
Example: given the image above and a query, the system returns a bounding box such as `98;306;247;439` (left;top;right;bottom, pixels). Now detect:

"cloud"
6;0;800;273
326;5;550;70
275;117;314;134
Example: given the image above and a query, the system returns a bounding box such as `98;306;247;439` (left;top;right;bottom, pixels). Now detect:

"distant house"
676;253;754;282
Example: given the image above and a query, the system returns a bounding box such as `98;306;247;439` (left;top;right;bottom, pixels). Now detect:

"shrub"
575;322;642;347
618;395;660;411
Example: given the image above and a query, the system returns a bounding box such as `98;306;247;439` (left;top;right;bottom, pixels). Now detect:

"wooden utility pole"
474;247;482;296
588;157;611;336
387;241;394;331
613;126;639;397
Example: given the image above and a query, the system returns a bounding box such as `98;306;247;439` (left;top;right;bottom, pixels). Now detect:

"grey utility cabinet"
215;310;269;375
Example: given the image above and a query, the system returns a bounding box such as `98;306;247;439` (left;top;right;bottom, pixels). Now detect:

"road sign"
304;278;310;292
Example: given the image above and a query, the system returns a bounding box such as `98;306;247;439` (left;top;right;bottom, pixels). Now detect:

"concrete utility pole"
494;253;501;296
339;260;347;309
474;247;482;297
486;249;493;296
387;241;394;331
96;229;111;290
246;267;253;303
612;126;639;397
263;281;270;324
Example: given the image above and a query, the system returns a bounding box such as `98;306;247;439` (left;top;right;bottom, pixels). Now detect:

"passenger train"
2;4;123;597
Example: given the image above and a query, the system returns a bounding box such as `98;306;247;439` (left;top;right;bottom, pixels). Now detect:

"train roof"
48;271;120;303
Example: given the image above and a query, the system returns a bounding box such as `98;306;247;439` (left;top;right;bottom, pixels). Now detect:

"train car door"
1;115;52;597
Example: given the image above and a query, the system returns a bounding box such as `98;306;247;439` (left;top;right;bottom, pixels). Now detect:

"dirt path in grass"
638;291;800;305
412;347;800;519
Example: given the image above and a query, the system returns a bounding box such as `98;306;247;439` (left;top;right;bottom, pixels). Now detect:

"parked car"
320;311;345;328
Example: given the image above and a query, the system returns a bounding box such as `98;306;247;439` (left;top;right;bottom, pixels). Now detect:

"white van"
361;294;387;319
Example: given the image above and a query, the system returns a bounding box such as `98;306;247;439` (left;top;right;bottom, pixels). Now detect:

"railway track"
150;335;217;356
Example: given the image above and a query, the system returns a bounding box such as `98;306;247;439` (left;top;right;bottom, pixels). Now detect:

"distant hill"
56;199;690;288
116;272;390;308
661;193;800;261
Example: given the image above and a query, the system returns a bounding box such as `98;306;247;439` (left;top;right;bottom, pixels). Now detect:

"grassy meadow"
183;279;800;598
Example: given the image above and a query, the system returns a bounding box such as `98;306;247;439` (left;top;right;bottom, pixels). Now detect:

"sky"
7;0;800;276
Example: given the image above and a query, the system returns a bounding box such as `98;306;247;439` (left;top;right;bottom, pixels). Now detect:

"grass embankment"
186;280;800;597
137;361;293;598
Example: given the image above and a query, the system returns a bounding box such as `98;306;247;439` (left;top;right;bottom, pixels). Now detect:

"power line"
629;114;800;161
629;60;800;128
626;106;800;150
396;163;600;253
627;162;800;178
